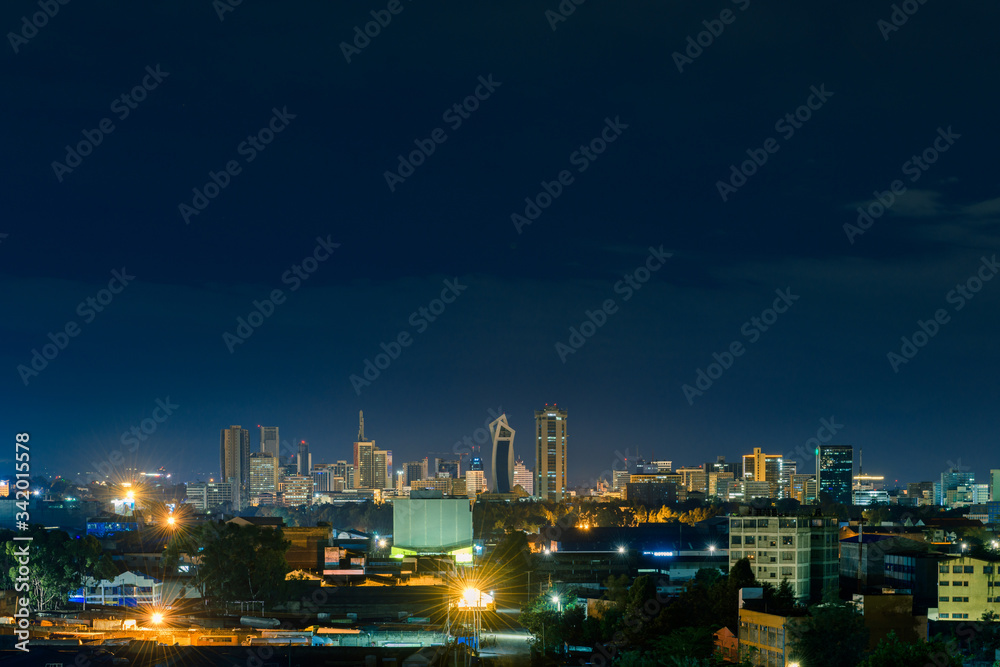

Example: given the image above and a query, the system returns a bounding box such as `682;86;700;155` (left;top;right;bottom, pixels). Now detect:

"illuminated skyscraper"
742;447;783;498
220;425;250;509
535;404;568;501
353;411;375;489
249;452;280;503
818;445;853;504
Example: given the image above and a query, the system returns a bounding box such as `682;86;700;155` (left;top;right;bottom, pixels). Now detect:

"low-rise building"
737;608;803;667
932;555;1000;621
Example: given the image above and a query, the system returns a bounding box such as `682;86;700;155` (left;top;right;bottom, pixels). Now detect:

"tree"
4;526;114;611
761;579;796;616
169;521;291;606
788;601;868;667
857;630;962;667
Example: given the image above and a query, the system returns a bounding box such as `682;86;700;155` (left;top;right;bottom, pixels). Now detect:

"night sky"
3;2;999;489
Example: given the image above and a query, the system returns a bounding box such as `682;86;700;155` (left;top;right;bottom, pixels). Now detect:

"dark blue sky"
3;2;999;488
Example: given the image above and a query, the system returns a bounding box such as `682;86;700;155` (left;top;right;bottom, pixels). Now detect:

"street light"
551;595;562;612
617;546;625;554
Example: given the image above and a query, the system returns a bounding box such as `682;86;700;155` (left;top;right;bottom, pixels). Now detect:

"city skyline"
4;3;1000;492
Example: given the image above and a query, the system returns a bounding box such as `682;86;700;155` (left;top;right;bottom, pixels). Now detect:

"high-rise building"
742;448;783;498
220;425;250;510
353;411;376;489
249;452;280;502
937;468;975;506
466;468;487;496
818;445;853;505
403;461;424;487
296;440;311;476
989;469;1000;502
535;404;568;501
259;426;279;457
373;449;388;489
280;475;313;507
513;459;533;495
489;414;516;494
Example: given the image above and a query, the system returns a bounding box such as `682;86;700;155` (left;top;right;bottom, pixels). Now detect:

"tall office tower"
488;414;516;494
384;450;392;488
937;468;975;506
259;426;279;457
742;447;783;498
513;459;533;495
990;469;1000;502
534;404;568;501
421;458;430;481
355;442;374;488
296;440;312;476
780;459;797;499
220;425;250;510
612;469;631;492
373;449;388;489
353;411;375;489
403;461;424;487
469;456;484;471
817;445;853;504
249;452;280;503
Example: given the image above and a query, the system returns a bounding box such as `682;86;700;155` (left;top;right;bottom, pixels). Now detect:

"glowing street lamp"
550;595;562;612
151;612;164;625
617;546;626;554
